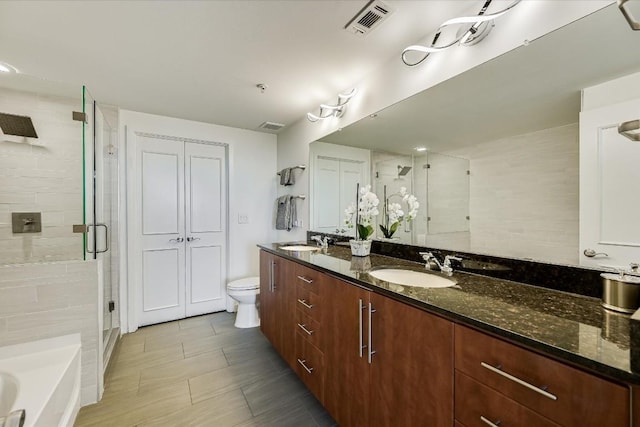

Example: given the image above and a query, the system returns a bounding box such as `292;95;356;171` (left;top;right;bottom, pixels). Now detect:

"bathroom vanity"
258;244;638;427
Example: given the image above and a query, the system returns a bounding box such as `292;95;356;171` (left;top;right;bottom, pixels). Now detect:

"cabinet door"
369;293;454;427
259;251;277;346
323;277;371;427
276;257;296;367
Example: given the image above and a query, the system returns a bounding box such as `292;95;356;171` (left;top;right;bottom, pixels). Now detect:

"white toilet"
226;277;260;328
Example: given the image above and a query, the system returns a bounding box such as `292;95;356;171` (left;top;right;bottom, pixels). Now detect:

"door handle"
368;302;376;364
186;237;201;242
96;223;109;253
359;299;366;358
583;248;608;258
169;237;184;243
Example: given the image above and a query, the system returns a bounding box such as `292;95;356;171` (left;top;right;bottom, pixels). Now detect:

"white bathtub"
0;334;81;427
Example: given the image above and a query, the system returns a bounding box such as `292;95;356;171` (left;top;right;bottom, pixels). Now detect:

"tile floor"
75;312;336;427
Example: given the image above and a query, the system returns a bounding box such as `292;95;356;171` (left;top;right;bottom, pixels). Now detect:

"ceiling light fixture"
401;0;521;67
0;62;19;73
415;147;428;152
307;88;357;122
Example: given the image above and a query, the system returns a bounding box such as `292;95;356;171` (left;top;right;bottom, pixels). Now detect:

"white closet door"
339;160;364;238
184;142;227;316
136;136;186;326
580;98;640;268
313;157;341;233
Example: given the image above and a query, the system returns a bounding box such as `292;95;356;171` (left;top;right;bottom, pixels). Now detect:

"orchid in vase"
379;186;419;239
344;184;379;240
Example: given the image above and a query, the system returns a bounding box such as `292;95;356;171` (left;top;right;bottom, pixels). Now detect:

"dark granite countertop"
258;242;638;385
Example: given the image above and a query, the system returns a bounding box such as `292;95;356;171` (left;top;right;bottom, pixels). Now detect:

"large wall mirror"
310;3;640;267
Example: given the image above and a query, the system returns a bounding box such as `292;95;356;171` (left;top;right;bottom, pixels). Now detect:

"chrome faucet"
419;252;462;275
311;235;328;249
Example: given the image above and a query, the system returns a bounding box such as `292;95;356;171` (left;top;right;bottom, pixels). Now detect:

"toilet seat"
227;277;259;291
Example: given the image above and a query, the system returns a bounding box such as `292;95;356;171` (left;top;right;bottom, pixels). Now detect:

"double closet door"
136;136;227;326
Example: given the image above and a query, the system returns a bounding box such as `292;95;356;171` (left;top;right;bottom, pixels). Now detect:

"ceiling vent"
259;121;285;132
344;0;394;36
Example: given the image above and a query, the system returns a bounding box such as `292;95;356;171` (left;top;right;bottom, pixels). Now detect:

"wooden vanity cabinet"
455;325;629;427
323;276;454;427
259;251;296;366
293;263;326;403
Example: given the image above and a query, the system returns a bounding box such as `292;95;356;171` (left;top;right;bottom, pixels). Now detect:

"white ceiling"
322;3;640;153
0;0;480;132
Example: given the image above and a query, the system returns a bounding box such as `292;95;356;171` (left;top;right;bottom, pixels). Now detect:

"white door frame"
125;129;229;333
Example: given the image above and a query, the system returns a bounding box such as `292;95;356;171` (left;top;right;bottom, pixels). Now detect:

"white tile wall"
451;123;579;265
0;87;84;264
0;260;99;405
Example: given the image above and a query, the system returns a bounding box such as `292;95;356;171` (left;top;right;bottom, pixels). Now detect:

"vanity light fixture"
0;62;19;73
307;88;357;122
401;0;521;67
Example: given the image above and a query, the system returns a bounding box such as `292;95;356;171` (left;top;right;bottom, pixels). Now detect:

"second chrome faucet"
419;252;462;276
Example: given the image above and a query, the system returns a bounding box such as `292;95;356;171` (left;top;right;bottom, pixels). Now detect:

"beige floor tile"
144;324;214;352
189;356;275;404
178;314;217;330
182;334;226;358
138;388;253;427
76;380;191;426
138;349;229;390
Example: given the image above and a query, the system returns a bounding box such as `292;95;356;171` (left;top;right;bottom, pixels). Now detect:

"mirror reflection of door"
310;141;370;236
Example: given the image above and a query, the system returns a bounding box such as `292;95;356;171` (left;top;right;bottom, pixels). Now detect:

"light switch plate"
238;214;249;224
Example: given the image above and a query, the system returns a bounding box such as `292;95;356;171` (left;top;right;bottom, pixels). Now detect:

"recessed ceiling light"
0;62;19;73
415;147;428;152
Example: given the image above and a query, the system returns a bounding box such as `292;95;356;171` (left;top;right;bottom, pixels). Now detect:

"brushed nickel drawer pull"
358;299;366;358
480;362;557;401
480;416;501;427
297;299;314;309
297;358;314;374
297;275;313;284
297;323;314;335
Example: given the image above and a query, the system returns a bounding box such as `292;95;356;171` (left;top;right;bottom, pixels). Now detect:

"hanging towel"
286;169;296;186
279;168;291;186
275;195;297;231
275;195;291;230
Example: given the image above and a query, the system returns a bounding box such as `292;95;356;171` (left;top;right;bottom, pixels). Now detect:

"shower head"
397;165;412;176
0;112;38;138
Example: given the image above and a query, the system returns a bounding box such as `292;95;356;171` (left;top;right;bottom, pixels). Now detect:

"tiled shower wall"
452;123;579;265
0;87;84;264
0;260;99;405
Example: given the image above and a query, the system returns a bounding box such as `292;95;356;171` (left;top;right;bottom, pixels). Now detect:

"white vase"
349;239;372;257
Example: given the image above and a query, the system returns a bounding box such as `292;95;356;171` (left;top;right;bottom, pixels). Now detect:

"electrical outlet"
238;214;249;224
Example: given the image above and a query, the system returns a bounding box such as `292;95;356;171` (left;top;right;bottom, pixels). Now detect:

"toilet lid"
227;276;260;290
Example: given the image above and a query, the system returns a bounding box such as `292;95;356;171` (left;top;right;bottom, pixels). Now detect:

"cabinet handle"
297;299;313;309
480;416;501;427
297;358;314;374
297;323;314;335
368;302;377;364
358;299;366;358
297;275;313;284
480;362;557;401
269;260;275;292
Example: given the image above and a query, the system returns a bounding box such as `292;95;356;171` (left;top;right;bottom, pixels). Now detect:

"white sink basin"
279;245;320;252
368;268;456;288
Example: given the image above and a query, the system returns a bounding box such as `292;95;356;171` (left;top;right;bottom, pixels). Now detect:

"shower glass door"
83;86;118;368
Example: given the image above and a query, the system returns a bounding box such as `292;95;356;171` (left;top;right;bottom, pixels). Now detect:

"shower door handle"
85;223;109;254
96;223;109;253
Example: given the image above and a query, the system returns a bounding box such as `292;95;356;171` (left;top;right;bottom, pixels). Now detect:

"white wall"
275;1;611;243
0;87;84;264
0;260;99;406
118;110;277;332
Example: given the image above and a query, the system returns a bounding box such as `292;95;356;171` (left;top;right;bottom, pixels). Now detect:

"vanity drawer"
295;308;322;349
295;264;323;292
455;371;560;427
296;283;321;319
455;325;629;427
295;332;324;403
